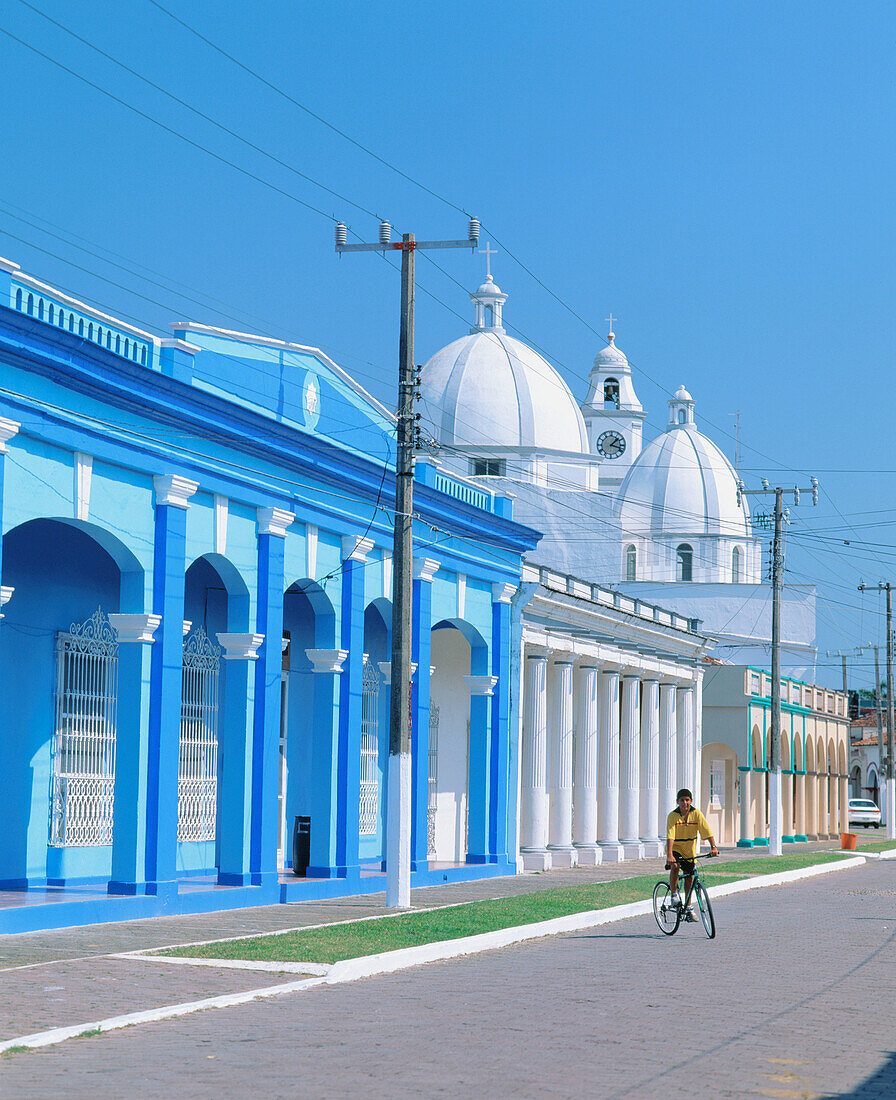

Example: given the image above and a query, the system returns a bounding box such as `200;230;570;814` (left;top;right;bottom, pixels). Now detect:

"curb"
0;854;868;1055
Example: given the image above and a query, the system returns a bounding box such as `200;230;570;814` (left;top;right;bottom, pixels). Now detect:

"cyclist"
665;788;718;920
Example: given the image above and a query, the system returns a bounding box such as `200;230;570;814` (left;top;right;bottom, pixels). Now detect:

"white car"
848;798;882;828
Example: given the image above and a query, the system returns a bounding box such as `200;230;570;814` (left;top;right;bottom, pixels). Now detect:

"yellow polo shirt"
666;807;713;859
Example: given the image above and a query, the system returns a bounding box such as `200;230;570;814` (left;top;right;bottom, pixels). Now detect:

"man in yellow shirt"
666;788;718;920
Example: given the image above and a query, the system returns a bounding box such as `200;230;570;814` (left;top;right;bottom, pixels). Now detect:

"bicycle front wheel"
695;880;715;939
653;881;681;935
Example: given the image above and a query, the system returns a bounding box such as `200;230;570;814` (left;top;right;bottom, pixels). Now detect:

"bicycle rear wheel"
653;881;680;935
695;880;715;939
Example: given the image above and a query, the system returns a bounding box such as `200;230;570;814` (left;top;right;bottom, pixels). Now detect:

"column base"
794;835;808;842
621;841;645;860
217;871;252;886
598;842;625;862
736;839;754;848
521;848;552;872
782;835;796;844
573;844;603;866
108;879;155;897
640;839;664;858
804;834;818;841
546;846;578;869
753;838;769;846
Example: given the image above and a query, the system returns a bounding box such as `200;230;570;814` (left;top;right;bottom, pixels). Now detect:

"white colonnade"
519;648;700;870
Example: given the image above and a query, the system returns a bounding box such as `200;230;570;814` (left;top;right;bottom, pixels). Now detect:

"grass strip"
158;851;852;965
852;837;896;853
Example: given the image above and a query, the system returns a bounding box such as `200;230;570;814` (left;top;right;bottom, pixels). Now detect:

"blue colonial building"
0;255;537;933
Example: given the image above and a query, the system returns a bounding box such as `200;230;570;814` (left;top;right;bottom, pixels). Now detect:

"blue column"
466;678;495;864
144;475;197;899
250;508;294;889
216;634;263;885
488;584;515;864
0;418;20;596
107;614;160;895
305;650;348;877
334;535;372;882
410;557;439;871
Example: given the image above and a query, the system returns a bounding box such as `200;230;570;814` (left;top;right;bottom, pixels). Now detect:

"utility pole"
858;584;895;838
335;216;480;907
825;650;849;694
738;477;818;855
855;643;884;756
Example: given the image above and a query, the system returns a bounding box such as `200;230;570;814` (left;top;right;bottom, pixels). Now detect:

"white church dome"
616;387;749;538
419;277;589;453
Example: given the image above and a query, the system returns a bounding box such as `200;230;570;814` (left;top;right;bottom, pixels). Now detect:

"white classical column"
619;673;644;859
520;652;551;871
573;664;601;865
547;658;576;867
677;684;697;794
639;677;662;856
693;673;704;808
659;682;678;824
597;667;624;861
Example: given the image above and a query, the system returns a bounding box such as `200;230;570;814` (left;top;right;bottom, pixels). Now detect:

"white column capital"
108;612;161;644
378;660;418;685
257;507;295;538
154;474;199;509
216;632;265;660
412;557;441;583
492;581;517;604
465;674;499;696
342;534;374;562
183;620;192;637
305;648;349;673
0;417;21;453
0;586;14;620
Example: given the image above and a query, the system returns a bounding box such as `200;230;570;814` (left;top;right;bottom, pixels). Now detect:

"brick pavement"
2;857;894;1098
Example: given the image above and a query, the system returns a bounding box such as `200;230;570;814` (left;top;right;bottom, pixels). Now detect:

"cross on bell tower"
478;242;498;278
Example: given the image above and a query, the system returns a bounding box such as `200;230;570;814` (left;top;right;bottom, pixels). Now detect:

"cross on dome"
478;242;498;279
605;313;617;340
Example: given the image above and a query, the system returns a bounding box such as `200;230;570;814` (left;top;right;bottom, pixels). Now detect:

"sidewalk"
0;841;876;1048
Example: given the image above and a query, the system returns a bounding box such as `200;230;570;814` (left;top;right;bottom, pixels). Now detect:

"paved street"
2;857;895;1098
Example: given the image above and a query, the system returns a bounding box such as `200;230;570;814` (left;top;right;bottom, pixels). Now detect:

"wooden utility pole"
859;583;895;838
738;477;818;856
335;218;479;907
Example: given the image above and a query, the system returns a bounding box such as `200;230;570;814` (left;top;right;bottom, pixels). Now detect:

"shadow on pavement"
824;1050;896;1097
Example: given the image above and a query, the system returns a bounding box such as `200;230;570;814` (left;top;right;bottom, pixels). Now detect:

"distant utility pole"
335;216;480;908
738;477;818;856
856;642;884;759
858;584;895;839
825;650;849;694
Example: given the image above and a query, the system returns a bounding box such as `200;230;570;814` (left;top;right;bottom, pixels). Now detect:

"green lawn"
157;850;853;966
851;836;896;853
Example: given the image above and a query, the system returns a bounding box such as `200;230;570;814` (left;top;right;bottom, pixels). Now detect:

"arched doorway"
429;620;488;863
281;579;336;872
359;599;391;864
180;554;250;877
0;518;142;887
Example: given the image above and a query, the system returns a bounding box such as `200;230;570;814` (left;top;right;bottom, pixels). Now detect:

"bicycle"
652;854;716;938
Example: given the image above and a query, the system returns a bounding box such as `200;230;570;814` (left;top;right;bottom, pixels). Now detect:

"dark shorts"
672;852;695;876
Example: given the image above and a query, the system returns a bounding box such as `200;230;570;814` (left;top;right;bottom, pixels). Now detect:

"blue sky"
2;0;894;688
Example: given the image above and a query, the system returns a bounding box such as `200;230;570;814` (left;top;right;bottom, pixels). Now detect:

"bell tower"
580;322;645;491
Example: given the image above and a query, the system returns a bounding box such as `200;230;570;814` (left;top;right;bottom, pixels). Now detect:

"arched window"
140;346;147;366
603;378;620;409
115;335;121;354
58;310;65;328
14;288;22;310
87;323;93;341
731;546;742;583
625;544;637;582
678;409;686;424
676;543;693;581
37;299;44;320
97;327;103;345
68;313;75;332
27;293;34;315
78;318;84;336
48;304;54;324
124;339;130;358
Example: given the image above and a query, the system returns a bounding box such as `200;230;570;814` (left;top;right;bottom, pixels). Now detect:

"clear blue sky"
2;0;894;689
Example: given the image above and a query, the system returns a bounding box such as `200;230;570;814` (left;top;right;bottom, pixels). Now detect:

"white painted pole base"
386;752;412;908
769;769;783;856
888;777;896;841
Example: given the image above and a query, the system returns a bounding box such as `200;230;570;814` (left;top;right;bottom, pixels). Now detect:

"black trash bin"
292;815;310;876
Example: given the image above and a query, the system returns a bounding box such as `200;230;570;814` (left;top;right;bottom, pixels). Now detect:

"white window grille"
50;608;119;847
178;626;221;842
359;658;380;835
427;704;440;859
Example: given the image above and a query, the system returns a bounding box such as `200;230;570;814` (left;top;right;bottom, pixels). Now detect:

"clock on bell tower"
580;325;645;491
